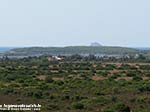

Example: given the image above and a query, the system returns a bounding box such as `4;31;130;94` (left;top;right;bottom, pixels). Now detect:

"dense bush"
72;102;85;109
45;76;54;83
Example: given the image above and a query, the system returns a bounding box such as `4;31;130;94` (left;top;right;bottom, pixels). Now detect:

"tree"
138;54;146;60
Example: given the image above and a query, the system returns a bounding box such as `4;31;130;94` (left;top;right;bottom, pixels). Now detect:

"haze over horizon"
0;0;150;47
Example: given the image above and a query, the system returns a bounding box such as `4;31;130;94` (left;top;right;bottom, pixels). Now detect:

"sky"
0;0;150;47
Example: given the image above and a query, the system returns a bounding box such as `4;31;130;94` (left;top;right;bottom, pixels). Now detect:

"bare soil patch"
92;76;106;81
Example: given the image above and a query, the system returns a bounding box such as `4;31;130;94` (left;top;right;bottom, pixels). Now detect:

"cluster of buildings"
47;56;63;61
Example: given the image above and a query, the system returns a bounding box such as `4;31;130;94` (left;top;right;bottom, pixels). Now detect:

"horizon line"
0;45;150;48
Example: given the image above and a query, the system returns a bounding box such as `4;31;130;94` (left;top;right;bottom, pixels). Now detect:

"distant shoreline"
0;47;15;53
134;47;150;50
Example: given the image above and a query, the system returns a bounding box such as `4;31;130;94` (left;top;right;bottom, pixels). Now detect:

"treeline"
1;53;149;63
63;54;149;62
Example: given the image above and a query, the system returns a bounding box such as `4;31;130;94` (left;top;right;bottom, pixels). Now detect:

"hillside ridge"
3;46;140;56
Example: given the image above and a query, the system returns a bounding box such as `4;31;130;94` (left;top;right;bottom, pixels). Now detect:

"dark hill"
4;46;140;56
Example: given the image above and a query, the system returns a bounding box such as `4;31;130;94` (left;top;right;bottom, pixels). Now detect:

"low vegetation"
0;55;149;112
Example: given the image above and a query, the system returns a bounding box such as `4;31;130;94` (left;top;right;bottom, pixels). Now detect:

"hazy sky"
0;0;150;47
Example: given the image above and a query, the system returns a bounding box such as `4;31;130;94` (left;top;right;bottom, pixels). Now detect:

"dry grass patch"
92;76;106;81
37;75;46;80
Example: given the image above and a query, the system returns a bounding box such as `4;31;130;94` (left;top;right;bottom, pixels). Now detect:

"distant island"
3;46;141;57
90;42;102;47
